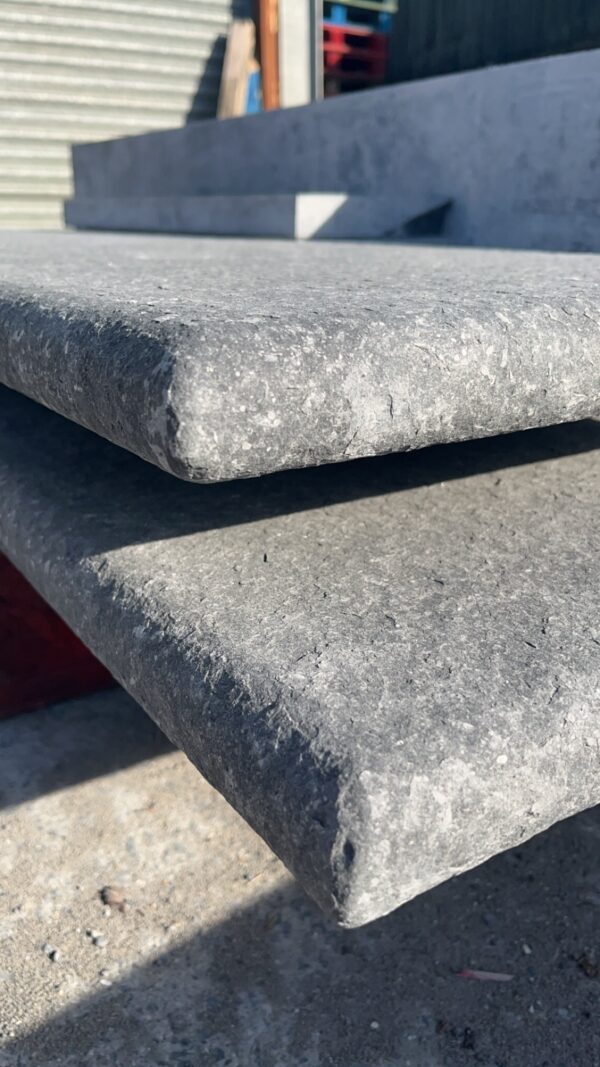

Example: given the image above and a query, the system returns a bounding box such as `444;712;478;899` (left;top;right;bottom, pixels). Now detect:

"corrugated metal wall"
0;0;247;228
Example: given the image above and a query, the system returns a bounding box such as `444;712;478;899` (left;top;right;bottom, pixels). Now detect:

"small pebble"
86;929;107;948
370;1021;380;1031
99;885;127;912
577;952;599;978
42;944;60;963
462;1028;476;1051
522;943;532;955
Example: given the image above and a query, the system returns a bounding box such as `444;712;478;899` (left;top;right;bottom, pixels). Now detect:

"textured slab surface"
1;232;600;483
65;193;442;240
1;387;599;926
72;48;600;252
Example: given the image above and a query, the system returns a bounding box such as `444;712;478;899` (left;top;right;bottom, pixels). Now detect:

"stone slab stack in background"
67;48;600;251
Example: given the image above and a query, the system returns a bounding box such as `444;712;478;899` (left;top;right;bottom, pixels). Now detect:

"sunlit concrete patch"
0;690;288;1051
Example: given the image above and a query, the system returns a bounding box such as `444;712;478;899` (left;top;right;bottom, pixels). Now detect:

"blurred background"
2;0;600;230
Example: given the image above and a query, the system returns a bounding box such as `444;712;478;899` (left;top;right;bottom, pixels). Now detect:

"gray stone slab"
72;48;600;252
1;385;599;927
1;231;599;484
65;193;443;240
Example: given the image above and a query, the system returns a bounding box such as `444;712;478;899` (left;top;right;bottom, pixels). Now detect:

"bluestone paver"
0;232;599;482
0;386;599;925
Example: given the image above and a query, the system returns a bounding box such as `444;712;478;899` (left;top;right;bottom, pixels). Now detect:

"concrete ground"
1;689;599;1067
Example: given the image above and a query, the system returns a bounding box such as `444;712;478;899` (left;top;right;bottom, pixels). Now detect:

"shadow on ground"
0;689;172;809
2;692;600;1067
7;813;600;1067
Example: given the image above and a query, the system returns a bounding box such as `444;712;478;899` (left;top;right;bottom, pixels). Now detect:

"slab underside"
0;232;599;484
0;387;599;926
64;193;442;240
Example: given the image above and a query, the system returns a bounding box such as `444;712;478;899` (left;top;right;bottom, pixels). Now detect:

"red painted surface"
323;22;389;81
0;553;114;719
323;23;389;52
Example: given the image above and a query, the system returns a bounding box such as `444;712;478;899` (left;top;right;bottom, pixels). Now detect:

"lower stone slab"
0;386;599;926
64;193;445;240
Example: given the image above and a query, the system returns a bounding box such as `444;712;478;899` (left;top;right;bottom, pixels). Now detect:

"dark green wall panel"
391;0;600;83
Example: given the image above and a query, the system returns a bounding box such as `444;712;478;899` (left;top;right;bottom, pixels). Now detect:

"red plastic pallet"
323;53;388;81
322;22;388;81
0;553;114;719
323;22;389;52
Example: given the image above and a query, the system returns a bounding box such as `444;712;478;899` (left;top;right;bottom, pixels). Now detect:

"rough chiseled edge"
1;236;600;484
0;289;185;479
0;388;360;922
0;477;353;923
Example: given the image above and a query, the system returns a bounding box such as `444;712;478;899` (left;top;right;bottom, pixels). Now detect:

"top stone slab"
0;231;599;483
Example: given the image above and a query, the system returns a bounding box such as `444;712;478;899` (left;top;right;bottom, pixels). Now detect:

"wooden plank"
217;18;256;119
258;0;280;109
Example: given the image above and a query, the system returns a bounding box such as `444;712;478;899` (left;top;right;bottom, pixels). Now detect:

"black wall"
390;0;600;82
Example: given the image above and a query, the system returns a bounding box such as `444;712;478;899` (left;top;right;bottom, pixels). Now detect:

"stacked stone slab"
0;232;598;483
0;230;599;926
67;48;600;251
